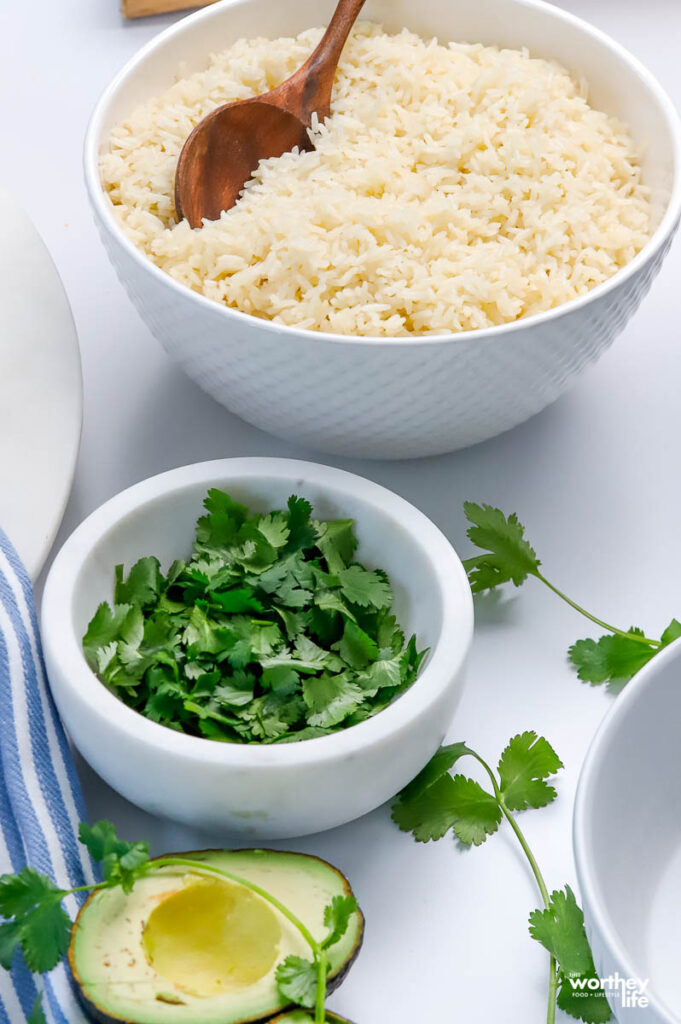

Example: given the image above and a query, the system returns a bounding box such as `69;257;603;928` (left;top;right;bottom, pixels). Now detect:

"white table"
2;0;680;1019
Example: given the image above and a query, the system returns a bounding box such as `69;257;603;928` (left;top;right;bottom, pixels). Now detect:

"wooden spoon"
175;0;367;228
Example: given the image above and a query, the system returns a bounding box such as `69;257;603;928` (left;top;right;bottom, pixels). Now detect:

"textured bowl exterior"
41;458;473;838
85;0;681;459
93;217;676;460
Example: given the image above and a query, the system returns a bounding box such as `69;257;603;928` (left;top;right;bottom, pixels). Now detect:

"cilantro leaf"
256;513;290;549
260;666;300;695
215;673;256;707
399;742;474;802
115;557;163;609
392;774;462;842
530;887;612;1022
660;618;681;647
498;732;563;811
145;680;187;725
463;503;540;592
321;895;358;950
78;821;149;893
448;775;502;846
529;886;594;975
275;955;318;1008
0;867;60;919
20;898;72;973
82;602;133;670
568;630;656;687
0;920;21;969
557;982;612;1024
28;996;46;1024
250;692;306;740
356;654;403;694
338;566;392;610
315;519;357;574
0;868;71;973
302;674;363;728
314;589;356;622
284;496;317;554
337;620;378;670
194;490;248;556
211;588;265;614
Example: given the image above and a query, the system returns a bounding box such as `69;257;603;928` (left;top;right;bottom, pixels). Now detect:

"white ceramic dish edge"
0;184;82;579
573;638;681;1024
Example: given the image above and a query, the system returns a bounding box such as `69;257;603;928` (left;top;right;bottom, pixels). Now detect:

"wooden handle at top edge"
122;0;216;19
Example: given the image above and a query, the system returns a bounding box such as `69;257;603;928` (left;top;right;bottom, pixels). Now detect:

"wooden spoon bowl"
175;0;366;228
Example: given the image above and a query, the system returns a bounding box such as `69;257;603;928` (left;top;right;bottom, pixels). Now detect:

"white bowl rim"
573;636;681;1023
42;457;474;768
84;0;681;349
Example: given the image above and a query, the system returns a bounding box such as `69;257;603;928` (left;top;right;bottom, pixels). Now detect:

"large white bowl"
41;458;473;838
574;638;681;1023
84;0;681;459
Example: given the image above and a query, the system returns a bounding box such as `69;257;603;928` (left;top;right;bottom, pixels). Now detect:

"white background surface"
2;0;680;1020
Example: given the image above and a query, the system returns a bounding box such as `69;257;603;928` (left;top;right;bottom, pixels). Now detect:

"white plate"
0;185;82;580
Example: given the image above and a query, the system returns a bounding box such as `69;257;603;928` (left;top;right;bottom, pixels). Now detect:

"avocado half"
69;849;363;1024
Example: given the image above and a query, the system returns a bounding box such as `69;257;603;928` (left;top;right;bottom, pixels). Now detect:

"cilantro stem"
533;571;660;648
315;947;328;1024
472;754;558;1024
497;800;558;1024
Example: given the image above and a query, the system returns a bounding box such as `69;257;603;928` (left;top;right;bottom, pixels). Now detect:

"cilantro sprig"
0;821;355;1024
392;733;610;1024
463;502;680;690
276;895;357;1019
83;490;426;743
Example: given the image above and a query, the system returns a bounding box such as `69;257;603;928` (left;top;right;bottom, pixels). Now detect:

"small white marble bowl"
41;458;473;839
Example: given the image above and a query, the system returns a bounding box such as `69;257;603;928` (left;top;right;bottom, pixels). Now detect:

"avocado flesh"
69;849;363;1024
142;877;282;996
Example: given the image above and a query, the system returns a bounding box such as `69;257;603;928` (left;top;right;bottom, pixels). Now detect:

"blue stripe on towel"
0;537;92;887
0;568;90;891
0;530;94;1024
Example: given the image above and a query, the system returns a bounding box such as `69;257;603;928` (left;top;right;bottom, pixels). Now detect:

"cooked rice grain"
102;24;651;337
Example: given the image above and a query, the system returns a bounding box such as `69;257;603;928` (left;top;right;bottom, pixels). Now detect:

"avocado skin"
70;848;364;1024
270;1013;355;1024
74;965;360;1024
75;990;358;1024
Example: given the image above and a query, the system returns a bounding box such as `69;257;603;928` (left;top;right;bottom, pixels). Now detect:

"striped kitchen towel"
0;530;96;1024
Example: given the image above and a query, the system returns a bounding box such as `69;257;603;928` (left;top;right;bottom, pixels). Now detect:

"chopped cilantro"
82;490;426;743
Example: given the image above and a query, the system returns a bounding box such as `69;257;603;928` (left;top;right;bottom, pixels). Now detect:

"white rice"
101;23;651;337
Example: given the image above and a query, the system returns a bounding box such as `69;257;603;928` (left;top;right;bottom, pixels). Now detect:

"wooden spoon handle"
273;0;367;123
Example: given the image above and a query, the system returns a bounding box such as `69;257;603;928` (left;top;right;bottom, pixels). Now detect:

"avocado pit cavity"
142;877;281;997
